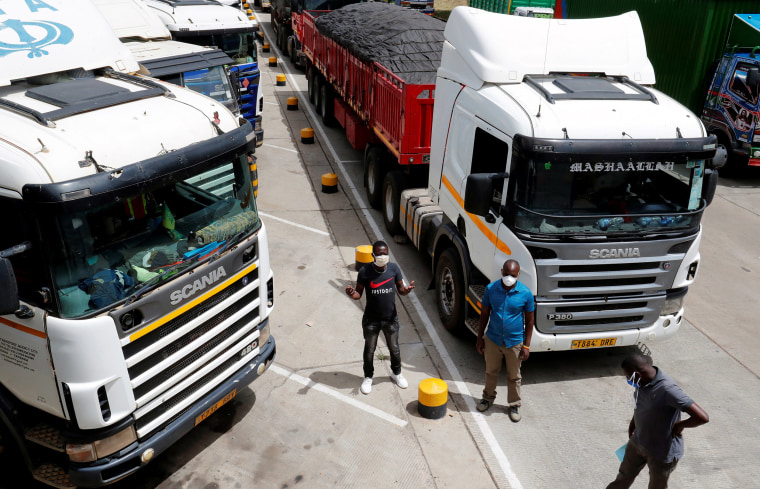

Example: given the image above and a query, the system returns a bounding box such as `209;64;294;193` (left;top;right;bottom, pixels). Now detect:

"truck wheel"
435;249;467;336
288;38;298;66
364;146;386;209
308;69;318;105
277;28;287;52
383;171;406;236
319;82;336;127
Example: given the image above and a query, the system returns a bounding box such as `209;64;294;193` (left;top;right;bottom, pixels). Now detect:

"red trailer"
301;5;442;232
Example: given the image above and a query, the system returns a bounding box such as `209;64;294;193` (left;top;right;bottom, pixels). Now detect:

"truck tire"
309;71;320;106
288;38;298;66
435;248;467;336
277;28;287;52
364;146;386;209
319;82;336;127
383;171;406;236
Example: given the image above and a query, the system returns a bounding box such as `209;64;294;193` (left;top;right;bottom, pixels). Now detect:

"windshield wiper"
124;256;196;306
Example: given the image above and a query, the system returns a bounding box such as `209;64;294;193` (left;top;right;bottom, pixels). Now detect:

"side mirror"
0;258;20;315
708;145;727;169
464;172;509;217
228;69;241;101
702;168;719;206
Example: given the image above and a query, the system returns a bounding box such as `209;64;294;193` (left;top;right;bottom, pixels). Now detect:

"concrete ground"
33;12;757;489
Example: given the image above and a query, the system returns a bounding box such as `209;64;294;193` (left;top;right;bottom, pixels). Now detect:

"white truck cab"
0;1;275;487
398;8;722;351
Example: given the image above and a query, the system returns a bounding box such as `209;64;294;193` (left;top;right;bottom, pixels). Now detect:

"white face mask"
502;275;517;287
374;254;389;267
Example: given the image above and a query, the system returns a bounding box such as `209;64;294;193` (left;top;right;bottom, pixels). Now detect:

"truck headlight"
66;425;137;463
661;295;685;316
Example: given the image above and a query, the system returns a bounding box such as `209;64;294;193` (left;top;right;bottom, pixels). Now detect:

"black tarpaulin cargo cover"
314;2;445;84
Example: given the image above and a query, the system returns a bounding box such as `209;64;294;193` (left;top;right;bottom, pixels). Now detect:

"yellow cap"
355;245;373;264
287;96;298;106
276;74;286;83
418;378;448;408
321;173;338;186
301;128;315;138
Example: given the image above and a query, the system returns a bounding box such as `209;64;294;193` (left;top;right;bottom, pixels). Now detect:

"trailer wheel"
435;248;467;336
383;171;406;236
277;27;287;52
309;71;321;106
288;37;297;66
319;82;336;127
364;146;386;209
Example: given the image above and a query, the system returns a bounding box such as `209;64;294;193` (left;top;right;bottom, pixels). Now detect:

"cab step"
464;317;479;335
33;464;75;489
25;424;65;452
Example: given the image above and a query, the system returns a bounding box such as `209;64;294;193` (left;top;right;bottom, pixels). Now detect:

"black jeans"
362;318;401;378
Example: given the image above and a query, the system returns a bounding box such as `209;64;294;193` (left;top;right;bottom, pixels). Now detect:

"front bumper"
69;333;276;487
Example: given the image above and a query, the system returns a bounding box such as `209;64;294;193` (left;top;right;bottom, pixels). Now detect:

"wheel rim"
384;183;395;222
439;266;455;317
367;157;376;194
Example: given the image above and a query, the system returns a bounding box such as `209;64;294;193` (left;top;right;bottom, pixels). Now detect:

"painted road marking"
259;212;330;236
261;143;299;154
260;28;523;488
270;364;408;428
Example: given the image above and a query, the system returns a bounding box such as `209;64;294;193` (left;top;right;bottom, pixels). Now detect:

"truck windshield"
508;156;706;237
50;155;259;318
191;33;257;64
183;66;237;114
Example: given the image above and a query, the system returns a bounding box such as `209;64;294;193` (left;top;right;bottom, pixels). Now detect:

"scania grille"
537;259;680;297
123;271;262;439
536;295;665;334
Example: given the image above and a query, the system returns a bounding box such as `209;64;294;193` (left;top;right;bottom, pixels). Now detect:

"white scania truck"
0;1;275;487
390;9;724;351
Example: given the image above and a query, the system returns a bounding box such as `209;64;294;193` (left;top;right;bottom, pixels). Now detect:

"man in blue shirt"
476;259;535;422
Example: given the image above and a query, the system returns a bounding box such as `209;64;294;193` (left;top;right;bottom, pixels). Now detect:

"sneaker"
508;406;521;422
360;377;373;395
476;399;492;412
390;372;408;389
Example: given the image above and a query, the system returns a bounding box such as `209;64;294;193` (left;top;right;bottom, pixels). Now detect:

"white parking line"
259;212;330;236
269;364;408;428
261;142;299;153
261;24;523;489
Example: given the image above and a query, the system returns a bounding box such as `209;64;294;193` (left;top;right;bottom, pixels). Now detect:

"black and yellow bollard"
300;127;314;144
268;57;277;67
276;74;286;86
418;378;448;419
262;42;270;53
321;173;338;194
355;245;373;271
286;96;298;111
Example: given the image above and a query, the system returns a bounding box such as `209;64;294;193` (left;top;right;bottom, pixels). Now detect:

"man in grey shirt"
606;353;709;489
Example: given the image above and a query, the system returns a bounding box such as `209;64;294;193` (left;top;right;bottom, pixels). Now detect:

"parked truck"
141;0;264;144
305;4;725;351
0;1;275;486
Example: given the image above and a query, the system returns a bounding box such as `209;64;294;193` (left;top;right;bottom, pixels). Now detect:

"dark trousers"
606;439;679;489
362;318;401;378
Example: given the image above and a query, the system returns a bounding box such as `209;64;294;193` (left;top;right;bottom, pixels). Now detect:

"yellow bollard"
262;42;270;53
355;245;373;271
268;57;277;67
276;74;286;86
286;96;298;111
321;173;338;194
300;127;315;144
418;378;448;419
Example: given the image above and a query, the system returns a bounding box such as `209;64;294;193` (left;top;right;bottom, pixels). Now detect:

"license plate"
571;338;617;349
195;389;236;426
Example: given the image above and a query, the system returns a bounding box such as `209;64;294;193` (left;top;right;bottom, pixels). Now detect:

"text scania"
589;248;641;259
170;266;228;305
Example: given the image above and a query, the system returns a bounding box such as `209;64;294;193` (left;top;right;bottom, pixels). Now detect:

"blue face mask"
627;372;640;410
626;372;640;388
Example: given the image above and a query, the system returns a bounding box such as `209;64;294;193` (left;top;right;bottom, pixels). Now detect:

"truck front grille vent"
559;262;659;273
555;302;647;313
558;277;656;288
555;316;644;327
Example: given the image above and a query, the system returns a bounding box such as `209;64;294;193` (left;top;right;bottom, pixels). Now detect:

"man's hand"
519;346;530;361
397;280;416;296
476;336;485;355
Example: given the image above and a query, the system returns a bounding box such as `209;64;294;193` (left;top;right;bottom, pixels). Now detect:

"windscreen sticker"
570;162;675;173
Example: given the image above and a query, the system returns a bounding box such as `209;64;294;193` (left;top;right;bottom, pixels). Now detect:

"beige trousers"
482;336;522;407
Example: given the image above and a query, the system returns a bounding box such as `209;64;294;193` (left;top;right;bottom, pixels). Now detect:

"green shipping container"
470;0;555;15
566;0;760;114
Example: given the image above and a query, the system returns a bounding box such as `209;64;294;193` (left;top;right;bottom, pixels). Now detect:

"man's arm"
346;283;364;300
396;280;415;296
672;402;709;437
476;306;491;355
519;310;535;361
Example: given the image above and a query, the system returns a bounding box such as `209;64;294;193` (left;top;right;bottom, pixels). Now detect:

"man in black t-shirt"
346;241;415;394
